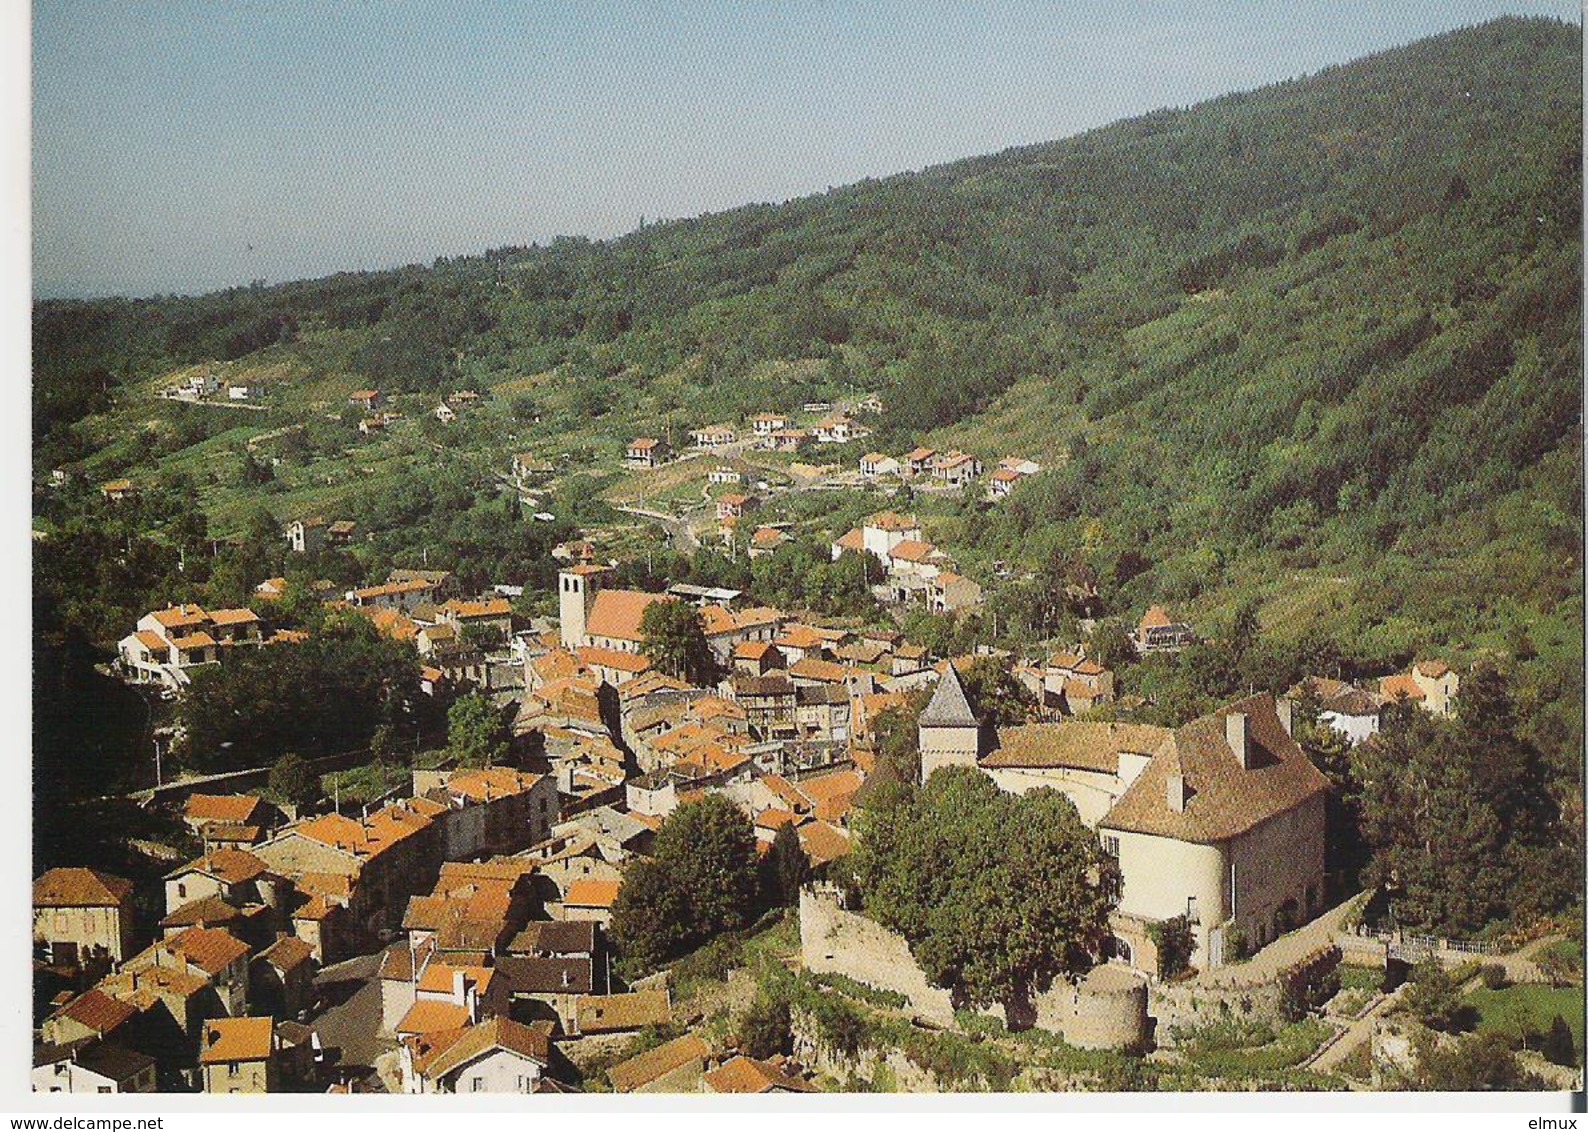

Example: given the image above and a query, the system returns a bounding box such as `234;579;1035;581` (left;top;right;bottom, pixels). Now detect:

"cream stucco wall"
1112;830;1226;966
983;766;1121;827
918;723;979;785
33;905;130;963
441;1049;544;1094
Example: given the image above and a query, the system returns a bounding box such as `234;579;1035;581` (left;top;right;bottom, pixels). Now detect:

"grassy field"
1461;984;1584;1060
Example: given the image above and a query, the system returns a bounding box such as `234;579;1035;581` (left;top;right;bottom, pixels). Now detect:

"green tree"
1396;961;1468;1033
738;992;793;1060
446;694;510;768
1087;619;1137;672
1355;672;1575;934
958;655;1036;725
639;600;716;684
1541;1015;1578;1068
851;766;1116;1013
762;822;810;906
1411;1030;1545;1090
268;753;319;808
610;795;760;972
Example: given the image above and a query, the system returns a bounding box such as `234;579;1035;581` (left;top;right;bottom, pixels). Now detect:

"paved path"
615;504;701;552
1307;985;1404;1074
1189;893;1367;990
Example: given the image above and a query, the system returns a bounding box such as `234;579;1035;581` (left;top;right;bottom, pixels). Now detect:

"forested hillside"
34;18;1583;774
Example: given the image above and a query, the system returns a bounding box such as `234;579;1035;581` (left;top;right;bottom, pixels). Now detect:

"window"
97;1086;111;1094
177;883;187;899
470;1077;483;1092
1101;835;1119;858
1185;896;1198;923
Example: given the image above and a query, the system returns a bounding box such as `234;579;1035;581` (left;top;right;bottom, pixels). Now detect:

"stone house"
33;868;136;969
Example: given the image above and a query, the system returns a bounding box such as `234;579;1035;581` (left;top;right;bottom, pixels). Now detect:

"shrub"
1147;915;1195;979
737;992;792;1060
1478;963;1509;990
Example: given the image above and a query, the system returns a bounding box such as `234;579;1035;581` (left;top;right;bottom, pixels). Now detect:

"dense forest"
33;19;1584;875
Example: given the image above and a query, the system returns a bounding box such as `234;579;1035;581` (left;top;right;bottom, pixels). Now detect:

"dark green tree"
737;992;793;1059
446;694;510;768
762;821;810;906
268;753;319;808
610;795;760;972
851;766;1116;1013
639;600;716;684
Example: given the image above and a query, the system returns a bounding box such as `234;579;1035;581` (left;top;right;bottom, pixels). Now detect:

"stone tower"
558;564;609;650
917;662;983;784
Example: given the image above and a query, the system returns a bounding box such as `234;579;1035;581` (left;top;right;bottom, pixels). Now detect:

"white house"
400;1017;553;1094
859;453;900;478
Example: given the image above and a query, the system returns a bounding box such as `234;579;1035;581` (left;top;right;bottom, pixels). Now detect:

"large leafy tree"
610;794;761;972
446;694;511;768
639;600;717;685
1353;668;1577;934
851;766;1117;1012
177;616;423;771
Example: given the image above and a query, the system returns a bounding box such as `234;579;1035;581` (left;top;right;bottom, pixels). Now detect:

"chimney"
453;968;466;1003
1225;711;1251;768
1166;774;1187;814
1275;698;1293;737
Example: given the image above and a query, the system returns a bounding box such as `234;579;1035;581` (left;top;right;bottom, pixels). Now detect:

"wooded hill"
35;18;1583;755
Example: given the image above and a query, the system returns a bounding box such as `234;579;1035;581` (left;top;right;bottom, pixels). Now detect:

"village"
34;383;1581;1098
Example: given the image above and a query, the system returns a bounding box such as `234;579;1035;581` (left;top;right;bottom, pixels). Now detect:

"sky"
31;0;1583;299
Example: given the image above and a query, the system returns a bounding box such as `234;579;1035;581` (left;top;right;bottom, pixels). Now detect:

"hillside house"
750;412;789;437
747;526;789;559
346;578;435;614
100;479;137;502
1135;605;1196;653
1287;677;1384;744
32;1041;157;1095
859;452;900;478
1042;652;1117;716
399;1017;553;1095
767;428;808;452
512;453;555;485
987;468;1022;499
814;415;866;444
902;447;936;477
348;390;384;412
433;403;457;423
708;466;742;485
927;571;982;614
358;416;389;435
284;518;327;554
199;1017;278;1094
689;424;737;450
117;604;273;690
1380;660;1460;718
930;450;983;488
624;437;669;469
715;493;757;523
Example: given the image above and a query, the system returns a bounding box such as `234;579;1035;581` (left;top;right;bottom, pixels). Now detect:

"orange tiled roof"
184;794;263;824
564;879;620;908
170;848;270;886
703;1055;815;1093
586;590;671;643
608;1033;710;1092
576;645;653;674
34;868;133;908
208;608;260;626
53;989;136;1035
165;926;250;975
199;1017;274;1064
1380;673;1426;701
887;539;937;563
396;999;471;1036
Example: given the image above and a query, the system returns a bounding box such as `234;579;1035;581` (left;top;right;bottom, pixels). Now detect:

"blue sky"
32;1;1582;298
